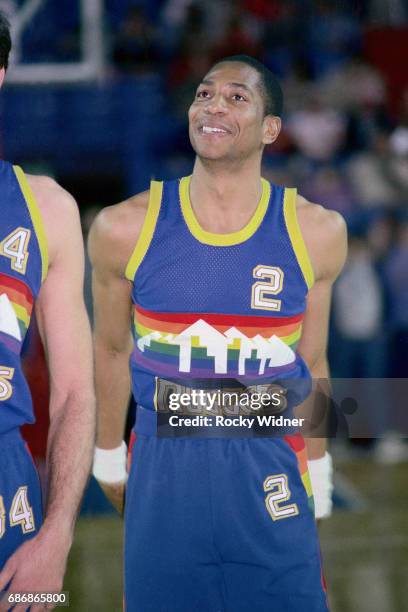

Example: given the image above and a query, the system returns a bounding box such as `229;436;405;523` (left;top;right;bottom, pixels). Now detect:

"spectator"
345;131;407;208
300;166;354;217
319;53;386;113
306;0;361;76
282;59;316;114
262;0;305;77
211;4;260;60
389;87;408;156
287;94;347;162
384;216;408;378
332;236;384;366
112;6;159;74
367;0;408;26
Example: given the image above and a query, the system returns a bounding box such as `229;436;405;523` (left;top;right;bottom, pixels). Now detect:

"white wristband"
307;452;333;519
92;442;128;484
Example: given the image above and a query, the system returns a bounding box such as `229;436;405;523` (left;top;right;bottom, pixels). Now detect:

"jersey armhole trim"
283;187;315;290
13;165;49;283
125;181;163;282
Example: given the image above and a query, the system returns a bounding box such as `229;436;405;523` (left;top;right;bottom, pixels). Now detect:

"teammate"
89;55;347;611
0;13;95;609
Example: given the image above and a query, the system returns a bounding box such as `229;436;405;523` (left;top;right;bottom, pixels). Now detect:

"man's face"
188;62;279;163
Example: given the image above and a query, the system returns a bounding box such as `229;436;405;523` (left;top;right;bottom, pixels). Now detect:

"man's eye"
197;90;209;99
233;94;246;101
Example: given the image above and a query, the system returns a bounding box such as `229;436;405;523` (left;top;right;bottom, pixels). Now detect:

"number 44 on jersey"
0;227;31;275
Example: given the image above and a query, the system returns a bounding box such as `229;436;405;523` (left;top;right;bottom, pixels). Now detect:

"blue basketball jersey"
124;176;329;612
0;162;48;434
125;176;315;415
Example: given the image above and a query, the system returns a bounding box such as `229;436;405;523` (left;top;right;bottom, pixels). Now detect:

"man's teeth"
202;126;227;134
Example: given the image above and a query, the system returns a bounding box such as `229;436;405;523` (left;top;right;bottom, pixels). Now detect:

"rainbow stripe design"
0;273;33;353
132;304;303;379
284;432;314;514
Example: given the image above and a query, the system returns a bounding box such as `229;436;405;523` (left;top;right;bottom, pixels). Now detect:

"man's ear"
0;67;5;89
262;116;281;145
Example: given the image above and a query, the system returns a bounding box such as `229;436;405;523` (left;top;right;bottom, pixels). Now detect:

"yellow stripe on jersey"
301;471;313;498
13;166;49;283
283;188;315;290
125;181;163;282
179;176;271;246
13;303;30;328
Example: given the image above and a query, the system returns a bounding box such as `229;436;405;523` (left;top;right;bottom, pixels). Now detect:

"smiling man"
89;55;346;611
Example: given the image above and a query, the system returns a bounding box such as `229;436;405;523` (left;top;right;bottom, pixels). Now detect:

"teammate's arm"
295;198;347;517
88;192;148;513
0;176;95;605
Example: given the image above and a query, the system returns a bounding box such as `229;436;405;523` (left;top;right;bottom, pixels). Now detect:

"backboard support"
4;0;104;84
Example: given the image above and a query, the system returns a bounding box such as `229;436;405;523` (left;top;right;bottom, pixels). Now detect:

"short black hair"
0;11;11;70
211;54;283;117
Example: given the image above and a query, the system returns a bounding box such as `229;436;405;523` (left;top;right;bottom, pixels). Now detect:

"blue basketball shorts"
124;408;329;612
0;429;43;571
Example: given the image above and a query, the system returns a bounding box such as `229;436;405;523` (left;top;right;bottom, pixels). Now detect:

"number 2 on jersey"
0;227;31;274
251;265;283;311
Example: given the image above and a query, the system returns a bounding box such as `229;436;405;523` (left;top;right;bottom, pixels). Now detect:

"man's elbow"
49;385;95;420
94;334;133;360
308;353;329;378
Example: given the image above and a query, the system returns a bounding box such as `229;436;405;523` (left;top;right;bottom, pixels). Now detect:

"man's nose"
205;93;227;114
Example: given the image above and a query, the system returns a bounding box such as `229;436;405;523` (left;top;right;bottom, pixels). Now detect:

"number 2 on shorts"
264;474;299;521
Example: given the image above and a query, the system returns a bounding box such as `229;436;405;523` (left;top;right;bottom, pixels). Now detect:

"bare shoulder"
88;190;150;277
296;194;348;282
26;174;82;262
26;174;78;219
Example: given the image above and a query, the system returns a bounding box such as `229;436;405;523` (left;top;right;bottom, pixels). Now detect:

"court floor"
65;461;408;611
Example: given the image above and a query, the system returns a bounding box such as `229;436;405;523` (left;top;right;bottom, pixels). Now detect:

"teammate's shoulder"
26;173;79;219
88;190;150;273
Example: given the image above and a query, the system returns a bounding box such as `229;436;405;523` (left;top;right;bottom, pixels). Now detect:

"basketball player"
90;55;347;611
0;13;95;608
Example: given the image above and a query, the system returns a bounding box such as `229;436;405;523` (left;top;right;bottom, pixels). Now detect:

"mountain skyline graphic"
0;293;22;341
137;318;295;375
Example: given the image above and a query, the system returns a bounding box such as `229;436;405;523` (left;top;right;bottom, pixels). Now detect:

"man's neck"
189;157;264;234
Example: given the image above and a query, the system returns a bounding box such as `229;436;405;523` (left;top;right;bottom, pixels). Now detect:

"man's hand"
0;528;69;612
97;480;126;515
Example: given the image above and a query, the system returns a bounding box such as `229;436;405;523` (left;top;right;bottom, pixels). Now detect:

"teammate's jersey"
0;162;48;434
126;176;314;416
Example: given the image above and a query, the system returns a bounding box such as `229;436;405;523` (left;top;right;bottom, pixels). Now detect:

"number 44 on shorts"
0;487;35;538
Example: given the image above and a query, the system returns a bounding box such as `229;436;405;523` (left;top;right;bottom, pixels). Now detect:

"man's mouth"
200;125;230;135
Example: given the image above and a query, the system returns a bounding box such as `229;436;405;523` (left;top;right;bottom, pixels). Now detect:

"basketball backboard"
1;0;104;84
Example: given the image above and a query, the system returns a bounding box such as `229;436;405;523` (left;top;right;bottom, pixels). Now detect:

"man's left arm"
295;199;347;517
0;177;95;606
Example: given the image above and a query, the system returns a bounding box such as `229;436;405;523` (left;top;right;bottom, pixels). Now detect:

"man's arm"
297;278;337;460
87;192;148;512
295;197;347;517
0;176;95;604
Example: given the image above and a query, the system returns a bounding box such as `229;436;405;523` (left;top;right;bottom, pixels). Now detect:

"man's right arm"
88;192;149;511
